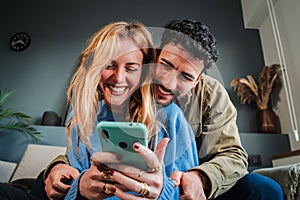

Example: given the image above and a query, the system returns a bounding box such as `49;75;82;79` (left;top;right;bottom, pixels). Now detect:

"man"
152;19;283;199
41;19;283;200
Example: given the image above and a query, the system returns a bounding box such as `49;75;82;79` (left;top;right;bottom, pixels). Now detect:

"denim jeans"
215;173;284;200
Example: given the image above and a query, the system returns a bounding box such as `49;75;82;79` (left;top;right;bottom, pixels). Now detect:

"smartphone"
97;121;148;171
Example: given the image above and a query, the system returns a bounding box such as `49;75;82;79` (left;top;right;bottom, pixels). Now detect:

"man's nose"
161;72;178;91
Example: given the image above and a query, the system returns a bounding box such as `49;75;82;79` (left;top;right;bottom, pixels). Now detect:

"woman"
64;21;199;200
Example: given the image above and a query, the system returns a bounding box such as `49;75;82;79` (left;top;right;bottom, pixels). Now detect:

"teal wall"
0;0;264;132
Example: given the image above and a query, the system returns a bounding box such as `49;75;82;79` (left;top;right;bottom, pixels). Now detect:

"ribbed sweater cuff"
158;174;177;200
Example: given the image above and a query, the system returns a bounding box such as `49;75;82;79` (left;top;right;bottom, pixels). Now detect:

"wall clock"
10;32;31;51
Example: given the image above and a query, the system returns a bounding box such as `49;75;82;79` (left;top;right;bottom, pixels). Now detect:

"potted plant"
0;89;40;140
231;64;282;133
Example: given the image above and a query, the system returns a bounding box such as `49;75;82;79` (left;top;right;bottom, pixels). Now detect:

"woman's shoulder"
159;102;182;112
65;110;74;127
158;102;185;121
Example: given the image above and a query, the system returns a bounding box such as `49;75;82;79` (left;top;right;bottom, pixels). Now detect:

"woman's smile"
107;84;127;95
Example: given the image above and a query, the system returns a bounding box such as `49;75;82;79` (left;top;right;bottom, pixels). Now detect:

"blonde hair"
66;21;157;148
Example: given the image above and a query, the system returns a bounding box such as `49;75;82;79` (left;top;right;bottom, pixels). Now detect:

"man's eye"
180;74;195;82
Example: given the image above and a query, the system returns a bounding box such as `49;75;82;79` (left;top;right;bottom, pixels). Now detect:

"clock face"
10;32;31;51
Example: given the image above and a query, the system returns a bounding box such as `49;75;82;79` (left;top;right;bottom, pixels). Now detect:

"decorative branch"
231;64;282;110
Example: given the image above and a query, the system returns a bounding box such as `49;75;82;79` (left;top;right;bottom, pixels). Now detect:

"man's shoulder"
193;75;228;98
202;75;225;91
192;75;233;110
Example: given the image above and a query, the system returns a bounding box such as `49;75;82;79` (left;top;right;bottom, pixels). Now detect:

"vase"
257;109;281;133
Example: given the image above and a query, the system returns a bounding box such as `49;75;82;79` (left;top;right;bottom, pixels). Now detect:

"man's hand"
170;170;207;200
45;163;79;199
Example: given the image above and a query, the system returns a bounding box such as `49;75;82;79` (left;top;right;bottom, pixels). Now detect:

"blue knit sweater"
65;102;199;199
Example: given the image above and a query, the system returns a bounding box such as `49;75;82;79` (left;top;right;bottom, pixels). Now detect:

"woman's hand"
79;152;121;200
91;138;169;199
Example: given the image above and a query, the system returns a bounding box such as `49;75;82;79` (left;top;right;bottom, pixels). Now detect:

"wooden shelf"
272;149;300;167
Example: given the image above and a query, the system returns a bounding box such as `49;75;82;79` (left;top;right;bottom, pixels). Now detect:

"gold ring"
103;183;113;195
100;171;111;181
147;165;162;173
139;182;150;197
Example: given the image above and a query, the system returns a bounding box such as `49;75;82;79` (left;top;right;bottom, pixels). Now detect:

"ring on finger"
103;182;113;195
147;165;162;173
137;170;143;181
100;171;111;181
139;182;150;197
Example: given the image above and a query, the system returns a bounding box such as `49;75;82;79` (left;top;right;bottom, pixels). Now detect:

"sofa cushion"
10;144;66;182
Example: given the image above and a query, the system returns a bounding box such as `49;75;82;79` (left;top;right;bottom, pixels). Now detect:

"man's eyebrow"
160;58;175;69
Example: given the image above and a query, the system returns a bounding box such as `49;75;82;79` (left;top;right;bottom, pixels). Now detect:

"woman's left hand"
92;138;169;199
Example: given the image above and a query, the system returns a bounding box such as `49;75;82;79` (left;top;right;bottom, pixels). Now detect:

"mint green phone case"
97;121;148;171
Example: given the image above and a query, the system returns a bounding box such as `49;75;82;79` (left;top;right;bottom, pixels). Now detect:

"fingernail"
133;143;140;149
111;187;116;193
108;169;114;176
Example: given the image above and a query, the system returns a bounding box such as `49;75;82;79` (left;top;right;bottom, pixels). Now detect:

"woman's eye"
106;65;116;70
125;67;138;72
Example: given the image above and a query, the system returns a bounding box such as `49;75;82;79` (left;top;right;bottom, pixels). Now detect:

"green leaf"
0;121;41;142
0;89;14;107
0;89;41;142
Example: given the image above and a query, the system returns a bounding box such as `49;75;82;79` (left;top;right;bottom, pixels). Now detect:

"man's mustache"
152;79;181;97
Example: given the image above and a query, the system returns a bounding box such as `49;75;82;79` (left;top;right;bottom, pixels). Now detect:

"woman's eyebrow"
127;62;140;65
126;62;142;66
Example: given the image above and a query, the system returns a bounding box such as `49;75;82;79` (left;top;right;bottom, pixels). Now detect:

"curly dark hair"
160;19;218;69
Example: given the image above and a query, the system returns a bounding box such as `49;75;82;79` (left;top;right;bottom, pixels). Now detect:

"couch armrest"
0;160;17;182
253;163;300;200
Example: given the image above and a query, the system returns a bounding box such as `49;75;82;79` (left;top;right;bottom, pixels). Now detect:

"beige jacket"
176;75;248;199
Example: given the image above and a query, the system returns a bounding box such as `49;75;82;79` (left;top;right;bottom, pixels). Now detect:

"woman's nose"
114;68;125;83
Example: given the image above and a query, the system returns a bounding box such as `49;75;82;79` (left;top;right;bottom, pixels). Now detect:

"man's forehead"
160;43;204;73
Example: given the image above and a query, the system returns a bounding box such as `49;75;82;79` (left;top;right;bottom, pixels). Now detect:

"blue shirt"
65;102;199;200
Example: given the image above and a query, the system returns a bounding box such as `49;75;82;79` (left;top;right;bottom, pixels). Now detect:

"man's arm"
180;76;248;199
43;154;69;180
170;170;207;200
43;154;79;199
